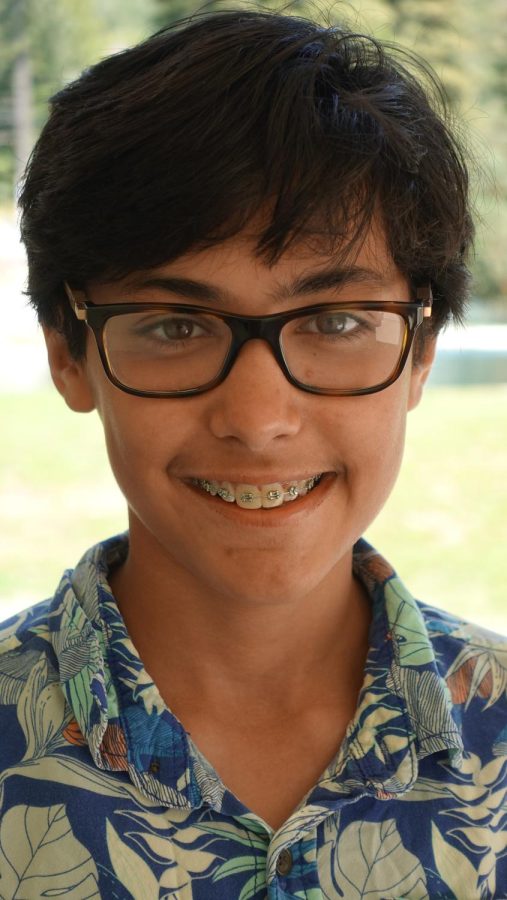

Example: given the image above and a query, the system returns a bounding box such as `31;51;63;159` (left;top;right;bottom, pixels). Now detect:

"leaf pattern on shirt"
0;804;100;898
384;580;435;667
322;817;429;899
400;751;507;898
102;808;269;900
107;819;162;899
1;535;506;898
200;819;268;898
0;753;162;807
0;646;44;706
117;807;223;890
437;753;507;899
431;822;480;899
60;628;106;734
387;666;461;759
18;655;71;760
446;637;507;710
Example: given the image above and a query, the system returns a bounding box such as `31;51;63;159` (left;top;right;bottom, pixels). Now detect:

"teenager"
0;9;505;898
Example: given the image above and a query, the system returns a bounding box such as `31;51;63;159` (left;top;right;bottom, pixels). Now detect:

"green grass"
1;385;506;631
366;385;507;632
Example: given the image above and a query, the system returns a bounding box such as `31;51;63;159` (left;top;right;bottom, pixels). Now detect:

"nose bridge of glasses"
228;314;282;356
221;315;287;387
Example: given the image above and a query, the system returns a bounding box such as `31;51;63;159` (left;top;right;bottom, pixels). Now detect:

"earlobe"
407;337;437;411
43;326;96;413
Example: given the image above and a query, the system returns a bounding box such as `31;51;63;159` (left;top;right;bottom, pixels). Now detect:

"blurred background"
1;0;506;627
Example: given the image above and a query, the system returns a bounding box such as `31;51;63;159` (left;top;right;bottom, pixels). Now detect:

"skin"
44;222;435;828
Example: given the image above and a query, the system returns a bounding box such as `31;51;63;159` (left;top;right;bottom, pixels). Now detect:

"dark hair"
19;7;474;359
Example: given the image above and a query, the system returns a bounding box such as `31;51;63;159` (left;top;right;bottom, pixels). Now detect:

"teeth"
217;481;235;502
192;475;323;508
260;483;284;508
236;484;262;509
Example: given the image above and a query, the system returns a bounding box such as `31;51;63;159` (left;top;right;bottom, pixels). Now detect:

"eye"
155;317;205;340
135;314;212;342
312;312;358;334
297;310;371;337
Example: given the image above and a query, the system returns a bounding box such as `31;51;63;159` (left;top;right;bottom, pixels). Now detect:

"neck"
109;524;372;718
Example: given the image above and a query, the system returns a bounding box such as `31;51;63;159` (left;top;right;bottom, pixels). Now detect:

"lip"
182;471;336;527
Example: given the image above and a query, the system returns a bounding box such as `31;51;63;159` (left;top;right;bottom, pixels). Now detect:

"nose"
207;340;302;451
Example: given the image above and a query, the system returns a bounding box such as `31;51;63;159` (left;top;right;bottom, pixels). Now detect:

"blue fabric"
0;533;505;898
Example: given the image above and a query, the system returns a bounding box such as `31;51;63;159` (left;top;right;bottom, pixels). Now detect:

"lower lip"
182;473;336;527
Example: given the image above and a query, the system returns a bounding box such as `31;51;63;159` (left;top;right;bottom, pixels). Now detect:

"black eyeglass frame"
64;283;433;398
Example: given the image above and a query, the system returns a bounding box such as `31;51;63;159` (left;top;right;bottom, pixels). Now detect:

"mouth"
188;474;324;509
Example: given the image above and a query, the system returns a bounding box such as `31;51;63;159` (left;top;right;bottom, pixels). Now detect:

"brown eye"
133;314;212;343
296;311;368;337
161;319;196;339
314;313;353;334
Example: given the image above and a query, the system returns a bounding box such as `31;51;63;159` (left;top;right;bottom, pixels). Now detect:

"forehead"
90;215;409;310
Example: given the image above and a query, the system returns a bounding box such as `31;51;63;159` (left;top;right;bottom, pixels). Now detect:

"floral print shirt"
0;533;506;900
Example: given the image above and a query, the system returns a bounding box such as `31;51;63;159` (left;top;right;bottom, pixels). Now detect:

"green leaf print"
212;854;264;881
331;818;429;899
115;809;267;898
384;581;435;666
238;873;268;900
0;804;100;898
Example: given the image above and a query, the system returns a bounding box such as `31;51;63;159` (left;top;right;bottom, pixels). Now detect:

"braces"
193;475;322;506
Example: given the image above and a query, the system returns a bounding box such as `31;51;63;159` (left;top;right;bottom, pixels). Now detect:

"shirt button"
276;848;293;877
149;760;160;774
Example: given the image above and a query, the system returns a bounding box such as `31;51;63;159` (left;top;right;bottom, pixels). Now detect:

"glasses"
65;284;432;398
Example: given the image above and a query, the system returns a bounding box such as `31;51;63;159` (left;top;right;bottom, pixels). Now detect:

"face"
45;222;435;607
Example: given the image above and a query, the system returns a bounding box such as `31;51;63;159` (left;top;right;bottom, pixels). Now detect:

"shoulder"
0;596;55;649
417;601;507;751
0;532;129;671
417;600;507;666
0;597;66;770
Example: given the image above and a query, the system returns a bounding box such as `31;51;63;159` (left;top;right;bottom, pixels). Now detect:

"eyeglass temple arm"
64;282;87;320
417;284;433;317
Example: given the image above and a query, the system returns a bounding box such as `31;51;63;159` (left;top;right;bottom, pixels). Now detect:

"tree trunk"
11;0;33;199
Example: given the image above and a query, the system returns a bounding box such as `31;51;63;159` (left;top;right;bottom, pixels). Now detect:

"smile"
189;474;323;509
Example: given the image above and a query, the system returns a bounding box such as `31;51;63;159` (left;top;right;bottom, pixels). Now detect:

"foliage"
0;0;506;303
0;0;150;200
152;0;507;305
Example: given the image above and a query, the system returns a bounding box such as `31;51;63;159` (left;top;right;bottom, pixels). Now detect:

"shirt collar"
345;540;463;796
48;534;463;807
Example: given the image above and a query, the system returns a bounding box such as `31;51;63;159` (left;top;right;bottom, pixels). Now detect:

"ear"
407;336;437;411
43;326;96;413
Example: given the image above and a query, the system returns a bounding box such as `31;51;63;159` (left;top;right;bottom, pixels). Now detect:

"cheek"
326;384;409;506
91;381;174;500
84;343;185;488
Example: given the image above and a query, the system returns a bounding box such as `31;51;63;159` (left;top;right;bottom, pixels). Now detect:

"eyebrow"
127;266;389;305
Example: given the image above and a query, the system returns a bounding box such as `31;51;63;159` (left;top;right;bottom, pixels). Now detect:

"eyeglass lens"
101;307;407;393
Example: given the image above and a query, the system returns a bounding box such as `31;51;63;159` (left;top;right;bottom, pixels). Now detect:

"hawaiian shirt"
0;534;506;900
